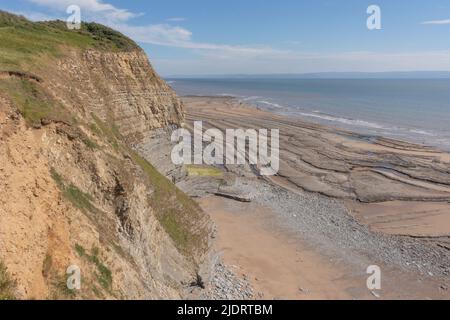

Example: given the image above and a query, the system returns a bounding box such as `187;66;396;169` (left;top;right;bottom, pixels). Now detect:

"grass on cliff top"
0;10;139;70
0;261;17;300
0;78;74;127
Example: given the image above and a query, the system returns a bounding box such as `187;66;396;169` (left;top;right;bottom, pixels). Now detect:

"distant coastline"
166;71;450;80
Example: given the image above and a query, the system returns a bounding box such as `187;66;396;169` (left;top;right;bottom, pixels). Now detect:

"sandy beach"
180;96;450;300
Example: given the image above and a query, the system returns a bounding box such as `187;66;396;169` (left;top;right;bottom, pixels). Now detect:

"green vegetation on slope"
74;244;112;291
89;248;113;291
187;165;223;177
64;184;96;213
130;150;206;255
0;78;73;126
50;168;98;215
91;114;120;151
0;10;139;70
0;261;16;300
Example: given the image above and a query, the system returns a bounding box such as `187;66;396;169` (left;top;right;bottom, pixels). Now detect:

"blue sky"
2;0;450;75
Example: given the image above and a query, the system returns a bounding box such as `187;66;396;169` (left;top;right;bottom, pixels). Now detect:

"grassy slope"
0;11;138;71
0;77;74;126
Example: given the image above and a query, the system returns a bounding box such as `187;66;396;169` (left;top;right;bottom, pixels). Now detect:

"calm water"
167;78;450;150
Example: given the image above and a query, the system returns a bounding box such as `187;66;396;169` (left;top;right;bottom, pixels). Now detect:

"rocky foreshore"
178;96;450;300
183;96;450;238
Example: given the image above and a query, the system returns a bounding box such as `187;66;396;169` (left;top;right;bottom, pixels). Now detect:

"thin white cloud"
10;10;61;21
154;50;450;76
113;23;192;46
166;17;186;22
113;23;290;58
421;19;450;25
28;0;139;21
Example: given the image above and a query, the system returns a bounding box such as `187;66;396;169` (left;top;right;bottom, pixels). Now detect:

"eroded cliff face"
0;22;213;299
42;49;184;141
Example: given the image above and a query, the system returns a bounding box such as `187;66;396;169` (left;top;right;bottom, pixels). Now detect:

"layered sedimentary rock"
43;49;184;143
44;48;187;181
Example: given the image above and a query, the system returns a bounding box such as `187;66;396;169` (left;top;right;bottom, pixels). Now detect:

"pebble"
199;262;255;300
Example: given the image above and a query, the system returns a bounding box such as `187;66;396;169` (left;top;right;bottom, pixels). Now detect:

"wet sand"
199;196;361;300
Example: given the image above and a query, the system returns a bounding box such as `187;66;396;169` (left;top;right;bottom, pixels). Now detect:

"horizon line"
164;70;450;78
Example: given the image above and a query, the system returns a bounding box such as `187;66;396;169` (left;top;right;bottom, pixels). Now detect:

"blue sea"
167;78;450;151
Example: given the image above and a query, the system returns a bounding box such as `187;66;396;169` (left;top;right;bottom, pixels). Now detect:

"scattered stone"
371;291;381;299
214;191;252;203
198;261;255;300
298;287;310;295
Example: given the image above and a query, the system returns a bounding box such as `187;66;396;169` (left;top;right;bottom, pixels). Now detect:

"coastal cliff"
47;49;184;143
0;11;213;299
